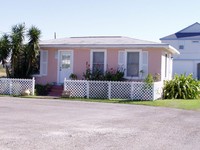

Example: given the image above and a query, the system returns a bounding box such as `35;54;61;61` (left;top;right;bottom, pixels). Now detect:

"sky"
0;0;200;42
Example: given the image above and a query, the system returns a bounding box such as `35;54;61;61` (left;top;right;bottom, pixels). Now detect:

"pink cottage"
34;36;179;85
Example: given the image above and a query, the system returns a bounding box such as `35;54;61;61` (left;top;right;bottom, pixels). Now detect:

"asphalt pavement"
0;97;200;150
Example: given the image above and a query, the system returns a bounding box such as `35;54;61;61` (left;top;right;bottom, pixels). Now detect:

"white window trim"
90;49;107;73
124;49;142;79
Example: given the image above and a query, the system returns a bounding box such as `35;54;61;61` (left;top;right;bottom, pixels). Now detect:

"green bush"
163;74;200;99
144;74;154;88
69;73;77;80
35;84;51;96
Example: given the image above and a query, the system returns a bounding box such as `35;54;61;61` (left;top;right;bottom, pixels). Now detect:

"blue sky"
0;0;199;42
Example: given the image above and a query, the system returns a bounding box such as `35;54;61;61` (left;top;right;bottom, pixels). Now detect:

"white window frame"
124;49;142;79
90;49;107;73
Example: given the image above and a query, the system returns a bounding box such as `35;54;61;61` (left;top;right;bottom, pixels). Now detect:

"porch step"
48;85;64;97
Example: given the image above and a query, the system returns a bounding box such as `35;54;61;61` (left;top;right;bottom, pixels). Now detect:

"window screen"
127;52;139;77
92;52;104;73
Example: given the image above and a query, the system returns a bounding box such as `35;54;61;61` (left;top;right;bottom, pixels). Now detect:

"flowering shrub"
104;68;124;81
83;62;124;81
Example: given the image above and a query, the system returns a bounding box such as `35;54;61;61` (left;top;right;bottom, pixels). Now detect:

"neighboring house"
160;22;200;79
35;36;179;85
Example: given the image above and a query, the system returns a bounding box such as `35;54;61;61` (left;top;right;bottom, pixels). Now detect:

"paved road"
0;97;200;150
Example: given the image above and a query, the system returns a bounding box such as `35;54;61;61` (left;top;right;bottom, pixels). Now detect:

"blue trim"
174;59;200;61
175;32;200;38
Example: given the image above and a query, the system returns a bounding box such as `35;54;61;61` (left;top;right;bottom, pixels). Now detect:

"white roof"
40;36;179;54
40;36;159;45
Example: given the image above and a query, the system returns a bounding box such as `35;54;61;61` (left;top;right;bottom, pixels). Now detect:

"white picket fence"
0;78;35;95
64;79;163;100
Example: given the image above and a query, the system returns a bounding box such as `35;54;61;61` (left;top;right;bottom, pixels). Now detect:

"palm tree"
25;26;41;77
0;34;11;77
10;24;25;77
0;34;10;67
0;23;41;78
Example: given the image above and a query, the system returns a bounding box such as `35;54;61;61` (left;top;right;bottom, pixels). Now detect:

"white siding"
162;39;200;78
161;53;165;81
161;52;172;81
173;60;193;76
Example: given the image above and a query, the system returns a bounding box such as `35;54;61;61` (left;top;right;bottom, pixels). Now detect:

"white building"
160;22;200;79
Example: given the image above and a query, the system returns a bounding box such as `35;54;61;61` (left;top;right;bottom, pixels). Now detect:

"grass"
58;98;200;111
0;65;6;77
14;95;200;111
125;99;200;110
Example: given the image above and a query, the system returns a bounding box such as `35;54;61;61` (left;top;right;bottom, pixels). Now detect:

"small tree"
25;26;41;77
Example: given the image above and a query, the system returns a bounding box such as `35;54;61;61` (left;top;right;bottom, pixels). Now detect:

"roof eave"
164;45;180;55
40;43;168;48
39;43;180;54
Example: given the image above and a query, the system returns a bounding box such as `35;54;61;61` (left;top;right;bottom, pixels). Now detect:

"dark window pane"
93;52;104;73
127;52;139;77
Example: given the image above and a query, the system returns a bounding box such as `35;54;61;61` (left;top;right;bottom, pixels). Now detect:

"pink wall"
73;48;90;79
107;48;119;69
143;48;162;76
35;47;167;84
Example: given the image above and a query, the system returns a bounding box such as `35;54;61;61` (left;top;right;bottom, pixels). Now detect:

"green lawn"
21;95;200;111
124;99;200;110
0;65;6;77
61;98;200;111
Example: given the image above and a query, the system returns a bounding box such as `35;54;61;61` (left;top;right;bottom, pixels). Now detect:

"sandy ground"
0;97;200;150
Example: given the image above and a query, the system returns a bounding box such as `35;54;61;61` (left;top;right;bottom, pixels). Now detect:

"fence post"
152;82;155;100
32;77;35;95
64;78;66;91
108;82;111;99
9;79;12;95
86;81;89;98
130;82;133;100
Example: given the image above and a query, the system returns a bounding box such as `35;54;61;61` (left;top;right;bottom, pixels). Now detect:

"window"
118;50;147;79
178;40;185;50
126;52;140;77
61;53;70;69
91;50;106;73
179;45;184;50
192;41;199;43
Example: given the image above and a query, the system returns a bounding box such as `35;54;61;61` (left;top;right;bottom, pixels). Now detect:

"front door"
197;63;200;80
58;50;73;83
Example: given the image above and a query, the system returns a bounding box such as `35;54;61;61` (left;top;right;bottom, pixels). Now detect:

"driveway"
0;97;200;150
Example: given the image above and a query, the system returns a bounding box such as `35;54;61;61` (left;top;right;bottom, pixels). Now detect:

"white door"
58;51;73;83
